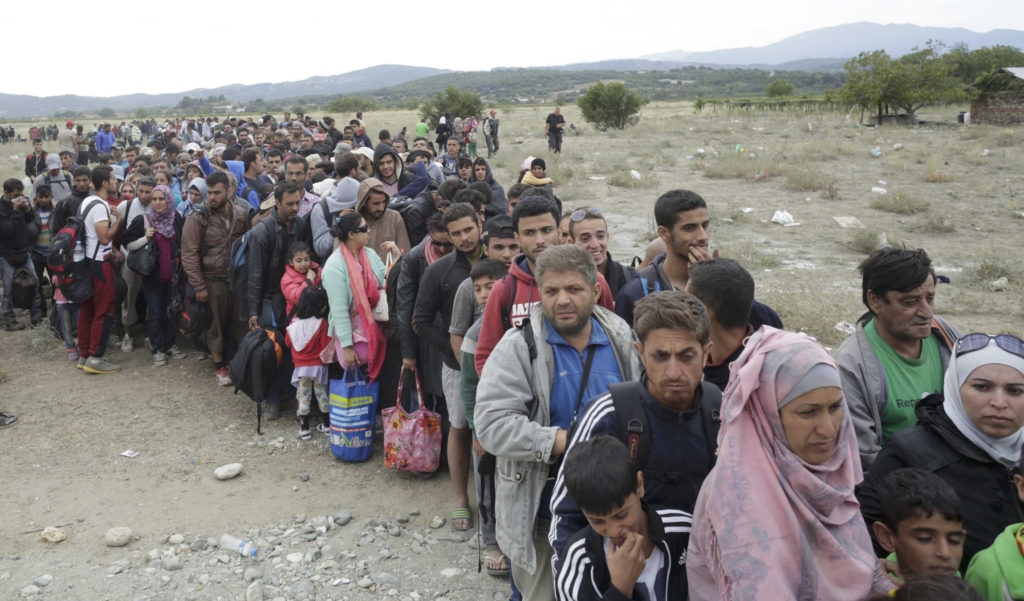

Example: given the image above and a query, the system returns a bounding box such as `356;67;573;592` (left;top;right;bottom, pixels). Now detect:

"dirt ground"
1;102;1022;599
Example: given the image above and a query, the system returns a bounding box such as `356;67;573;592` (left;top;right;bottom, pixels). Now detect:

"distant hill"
643;22;1024;65
0;64;447;119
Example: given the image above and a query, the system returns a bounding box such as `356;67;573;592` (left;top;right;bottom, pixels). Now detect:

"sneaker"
215;367;232;386
168;346;186;360
67;348;80;361
0;412;17;428
153;351;168;367
121;334;134;353
262;401;281;421
195;351;211;362
84;355;121;375
76;356;86;370
3;321;25;332
297;415;311;440
316;418;331;434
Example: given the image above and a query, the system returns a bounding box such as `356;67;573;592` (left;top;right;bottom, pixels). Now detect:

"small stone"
105;526;133;547
246;581;264;601
388;526;401;537
32;575;52;588
357;577;374;589
292;485;298;492
40;527;67;543
214;463;244;480
440;568;463;578
989;276;1009;291
299;474;309;482
286;552;304;563
302;533;318;542
333;510;352;526
20;584;40;597
310;548;322;562
378;548;393;559
244;566;263;582
106;565;124;575
372;572;399;586
428;516;445;529
408;509;420;516
168;534;184;545
163;556;182;571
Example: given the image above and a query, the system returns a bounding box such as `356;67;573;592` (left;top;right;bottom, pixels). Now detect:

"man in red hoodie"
474;194;614;375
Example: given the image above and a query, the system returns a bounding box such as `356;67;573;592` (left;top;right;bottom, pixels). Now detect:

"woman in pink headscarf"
687;326;893;601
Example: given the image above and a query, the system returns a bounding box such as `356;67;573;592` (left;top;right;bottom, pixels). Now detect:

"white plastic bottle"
219;533;258;558
72;240;85;262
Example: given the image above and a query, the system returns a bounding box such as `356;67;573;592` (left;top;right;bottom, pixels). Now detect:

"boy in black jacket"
556;435;690;601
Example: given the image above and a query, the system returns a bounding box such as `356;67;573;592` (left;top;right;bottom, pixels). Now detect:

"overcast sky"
7;0;1021;97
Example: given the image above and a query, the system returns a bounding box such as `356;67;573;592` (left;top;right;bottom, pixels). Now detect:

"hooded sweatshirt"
356;177;411;262
180;178;207;219
372;143;404;197
311;176;359;260
965;523;1024;601
473;254;615;375
471;158;508;220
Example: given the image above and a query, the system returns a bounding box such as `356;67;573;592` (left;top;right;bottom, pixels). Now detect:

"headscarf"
339;242;385;381
188;178;207;204
697;326;877;601
943;337;1024;467
149;184;177;239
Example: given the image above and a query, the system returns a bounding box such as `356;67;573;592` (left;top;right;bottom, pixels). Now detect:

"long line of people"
1;112;1022;601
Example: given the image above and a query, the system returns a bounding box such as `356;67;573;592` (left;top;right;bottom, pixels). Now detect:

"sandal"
450;506;472;532
484;549;510;577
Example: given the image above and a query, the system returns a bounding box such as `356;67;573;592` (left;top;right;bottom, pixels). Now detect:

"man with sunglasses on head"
837;246;961;469
566;206;636;298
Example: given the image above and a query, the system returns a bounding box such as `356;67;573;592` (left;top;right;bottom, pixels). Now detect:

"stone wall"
971;91;1024;125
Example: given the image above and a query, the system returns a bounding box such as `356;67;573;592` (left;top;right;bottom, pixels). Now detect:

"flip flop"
450;506;472;532
485;550;510;577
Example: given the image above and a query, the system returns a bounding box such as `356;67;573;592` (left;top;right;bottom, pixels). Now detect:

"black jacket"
555;503;691;601
122;212;185;281
614;254;782;330
603;254;637;300
246;211;309;319
858;393;1024;570
395;238;443;395
0;198;39;259
413;248;480;369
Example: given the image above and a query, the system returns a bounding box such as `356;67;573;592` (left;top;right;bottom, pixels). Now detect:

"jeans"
547;132;562;153
31;249;50;316
57;303;80;348
485;135;497;157
143;277;175;354
77;259;115;359
0;254;43;324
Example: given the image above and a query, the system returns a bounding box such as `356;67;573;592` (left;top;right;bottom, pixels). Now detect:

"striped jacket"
555;504;691;601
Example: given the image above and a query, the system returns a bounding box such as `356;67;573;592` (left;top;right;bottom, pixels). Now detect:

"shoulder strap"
640;277;660;297
320;197;331;224
608;382;651;469
520;317;537;363
501;275;518;331
699;382;723;460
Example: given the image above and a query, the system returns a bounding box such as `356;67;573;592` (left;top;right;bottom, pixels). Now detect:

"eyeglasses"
955;333;1024;360
351;225;369;234
570;207;603;222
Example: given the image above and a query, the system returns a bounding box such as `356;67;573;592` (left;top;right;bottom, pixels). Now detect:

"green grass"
869;192;930;215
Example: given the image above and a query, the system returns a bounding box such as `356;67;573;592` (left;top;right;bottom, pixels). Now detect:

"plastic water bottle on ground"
219;533;258;558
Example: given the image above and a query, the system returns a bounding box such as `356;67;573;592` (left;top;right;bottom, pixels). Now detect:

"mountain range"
3;22;1022;119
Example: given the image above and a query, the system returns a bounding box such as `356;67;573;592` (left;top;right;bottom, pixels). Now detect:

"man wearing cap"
356;177;410;262
30;154;73;204
58;121;76;154
482;110;500;158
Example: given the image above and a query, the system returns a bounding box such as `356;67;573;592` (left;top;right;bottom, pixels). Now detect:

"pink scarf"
339;243;384;381
695;327;878;601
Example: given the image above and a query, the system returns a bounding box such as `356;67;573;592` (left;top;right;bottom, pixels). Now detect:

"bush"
419;86;484;128
324;96;380;113
765;78;794;97
869;192;929;214
577;82;647;131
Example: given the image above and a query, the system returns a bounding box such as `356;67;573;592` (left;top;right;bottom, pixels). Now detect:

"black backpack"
607;381;722;474
229;327;284;434
47;199;104;303
229;228;255;321
10;267;37;309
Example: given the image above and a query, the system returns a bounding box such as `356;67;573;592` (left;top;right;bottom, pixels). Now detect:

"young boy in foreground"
872;468;965;583
556;435;691;601
965;444;1024;601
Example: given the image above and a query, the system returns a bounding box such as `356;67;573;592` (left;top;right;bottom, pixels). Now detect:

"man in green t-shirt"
835;247;960;469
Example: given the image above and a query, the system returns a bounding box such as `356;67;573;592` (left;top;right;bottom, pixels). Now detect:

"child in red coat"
281;243;329;439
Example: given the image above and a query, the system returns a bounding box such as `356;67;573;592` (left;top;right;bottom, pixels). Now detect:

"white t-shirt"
603;540;664;601
80;195;113;258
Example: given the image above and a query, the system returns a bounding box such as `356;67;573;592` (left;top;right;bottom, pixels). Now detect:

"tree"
419;85;484;128
324;96;380;113
765;78;794;97
944;43;1024;85
97;107;116;118
577;82;646;131
134;108;148;118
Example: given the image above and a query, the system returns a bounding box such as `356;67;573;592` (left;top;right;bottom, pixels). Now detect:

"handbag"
382;367;441;473
327;367;380;462
372;252;392;323
127;217;159;275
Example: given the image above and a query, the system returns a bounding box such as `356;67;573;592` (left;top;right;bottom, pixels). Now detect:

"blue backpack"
229;229;255;320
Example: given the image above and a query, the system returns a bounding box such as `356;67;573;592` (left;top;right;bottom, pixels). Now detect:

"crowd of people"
1;110;1022;601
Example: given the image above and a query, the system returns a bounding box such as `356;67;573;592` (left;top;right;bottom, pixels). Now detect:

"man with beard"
355;177;410;262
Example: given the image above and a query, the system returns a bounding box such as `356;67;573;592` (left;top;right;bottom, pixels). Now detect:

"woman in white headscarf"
859;333;1024;571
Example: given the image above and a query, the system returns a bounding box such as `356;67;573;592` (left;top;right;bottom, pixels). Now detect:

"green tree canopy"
577;82;647;131
765;78;795;97
839;46;964;123
418;85;484;128
324;96;380;114
97;107;116;118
